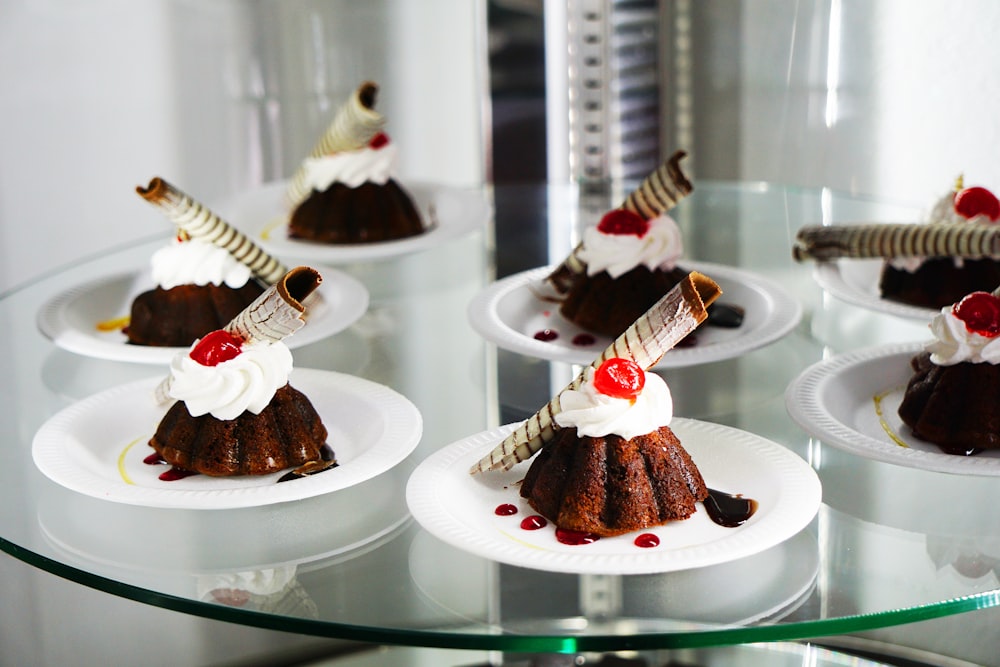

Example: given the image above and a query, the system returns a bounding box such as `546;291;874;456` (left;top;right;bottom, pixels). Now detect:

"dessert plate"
785;342;1000;476
467;262;802;368
36;267;369;365
813;259;937;321
222;180;491;263
406;419;821;575
32;368;423;509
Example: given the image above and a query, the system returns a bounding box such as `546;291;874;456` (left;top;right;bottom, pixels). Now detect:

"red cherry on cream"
952;291;1000;338
190;330;243;366
954;186;1000;222
597;209;649;237
369;132;390;149
593;358;645;399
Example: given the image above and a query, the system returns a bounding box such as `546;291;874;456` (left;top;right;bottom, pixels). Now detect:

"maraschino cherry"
597;209;649;237
592;358;645;400
954;186;1000;222
368;132;390;149
190;330;243;366
952;291;1000;338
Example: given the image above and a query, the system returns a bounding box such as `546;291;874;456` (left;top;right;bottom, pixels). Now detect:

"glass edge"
3;534;999;653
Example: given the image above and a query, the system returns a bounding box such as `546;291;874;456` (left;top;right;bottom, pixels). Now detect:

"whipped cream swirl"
151;237;253;290
167;340;293;420
554;366;673;439
926;307;1000;366
579;213;684;278
301;142;398;190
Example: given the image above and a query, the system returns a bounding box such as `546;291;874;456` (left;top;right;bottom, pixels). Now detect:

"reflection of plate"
406;419;821;575
786;343;1000;476
32;369;422;509
36;268;369;365
813;259;936;321
408;527;817;627
220;180;491;263
467;263;802;368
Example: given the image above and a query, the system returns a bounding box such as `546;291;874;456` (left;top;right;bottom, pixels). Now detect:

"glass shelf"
2;181;999;655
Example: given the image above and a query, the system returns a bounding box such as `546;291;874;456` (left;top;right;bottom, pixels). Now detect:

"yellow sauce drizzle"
873;387;910;448
96;315;130;332
260;215;287;241
117;436;144;485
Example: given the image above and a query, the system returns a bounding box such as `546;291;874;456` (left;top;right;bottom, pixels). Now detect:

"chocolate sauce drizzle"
704;488;758;527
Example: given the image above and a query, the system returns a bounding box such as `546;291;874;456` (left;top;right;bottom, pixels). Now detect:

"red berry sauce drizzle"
494;487;757;549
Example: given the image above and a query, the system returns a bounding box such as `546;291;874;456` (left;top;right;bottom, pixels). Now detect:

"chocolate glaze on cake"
127;281;266;347
879;258;1000;310
288;180;424;244
520;424;708;537
558;266;690;338
898;351;1000;454
149;384;329;476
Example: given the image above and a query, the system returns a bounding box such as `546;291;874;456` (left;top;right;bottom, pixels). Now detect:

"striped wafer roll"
792;222;1000;262
155;267;321;404
547;150;693;293
470;271;721;474
285;81;386;207
137;177;288;285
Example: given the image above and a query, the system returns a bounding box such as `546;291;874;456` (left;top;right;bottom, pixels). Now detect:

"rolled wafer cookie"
137;177;288;285
792;222;1000;262
469;271;721;474
285;81;386;207
154;267;322;405
548;150;693;293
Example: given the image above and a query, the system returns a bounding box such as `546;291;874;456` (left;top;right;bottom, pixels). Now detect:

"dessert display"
793;177;1000;309
471;271;757;538
128;177;290;347
897;289;1000;455
286;81;426;244
548;151;744;339
149;266;335;478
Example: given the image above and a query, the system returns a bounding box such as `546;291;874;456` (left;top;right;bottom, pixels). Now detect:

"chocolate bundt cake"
127;282;265;347
520;424;708;537
288;179;423;244
150;383;328;476
559;265;689;338
879;258;1000;310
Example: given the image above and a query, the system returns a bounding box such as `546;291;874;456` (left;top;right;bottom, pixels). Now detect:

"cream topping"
167;340;293;420
150;237;253;290
926;307;1000;366
554;366;673;439
301;142;398;190
579;213;684;278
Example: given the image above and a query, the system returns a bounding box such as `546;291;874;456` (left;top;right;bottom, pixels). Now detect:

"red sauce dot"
495;503;518;516
534;329;559;342
634;533;660;548
572;333;597;346
143;452;166;465
520;515;548;530
555;528;600;545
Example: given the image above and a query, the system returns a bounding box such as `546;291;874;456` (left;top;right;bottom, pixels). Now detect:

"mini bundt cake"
879;179;1000;310
520;424;708;537
150;383;328;476
898;290;1000;455
127;281;265;347
285;81;425;244
149;267;333;478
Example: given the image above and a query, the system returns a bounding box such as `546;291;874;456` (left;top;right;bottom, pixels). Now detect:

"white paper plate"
36;268;369;365
222;180;490;263
406;419;821;575
467;262;802;368
32;369;422;509
785;343;1000;476
813;259;937;321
